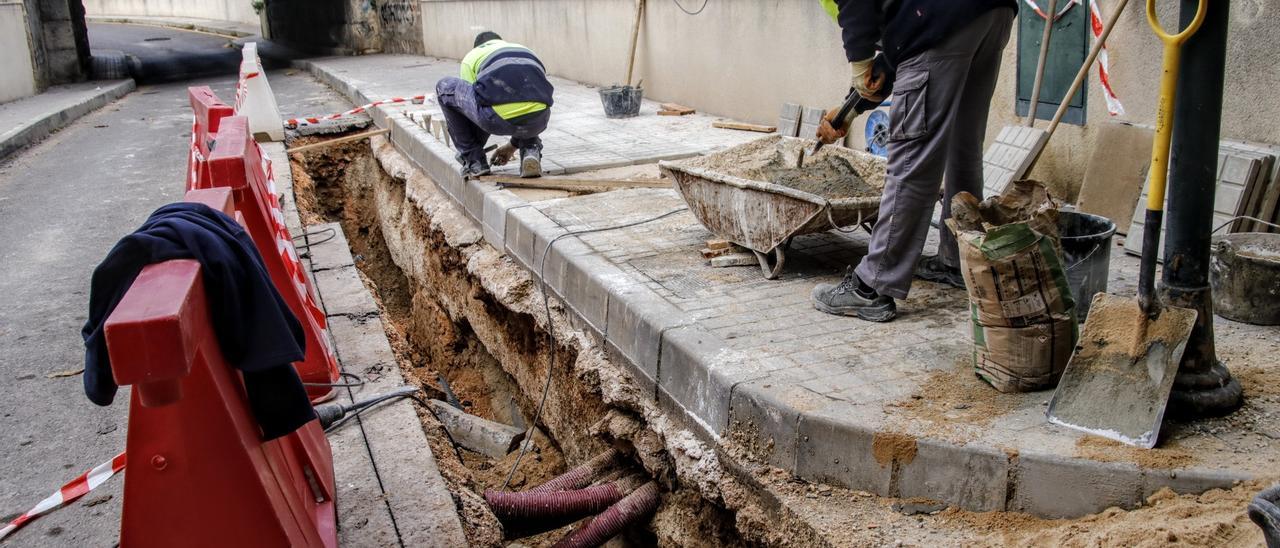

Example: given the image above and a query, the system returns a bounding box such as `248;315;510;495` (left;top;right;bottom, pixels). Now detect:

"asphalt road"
0;25;351;546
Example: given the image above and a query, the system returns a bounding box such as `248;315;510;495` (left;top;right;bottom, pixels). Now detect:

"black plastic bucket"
599;85;643;118
1059;211;1117;319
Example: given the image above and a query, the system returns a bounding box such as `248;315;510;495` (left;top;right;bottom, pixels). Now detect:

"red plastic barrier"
186;87;234;191
205;116;339;400
105;240;336;545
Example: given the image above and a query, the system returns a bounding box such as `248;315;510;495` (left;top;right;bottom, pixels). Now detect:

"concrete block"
503;206;567;272
480;189;525;249
605;283;688;386
777;103;803;137
462;179;498;225
795;412;893;496
1140;467;1248;499
896;439;1010;512
657;326;764;438
1011;452;1144;518
314;264;379;317
727;381;819;471
302;221;356;271
798;107;825;141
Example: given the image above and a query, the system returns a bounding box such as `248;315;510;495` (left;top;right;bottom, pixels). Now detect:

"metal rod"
1163;0;1241;417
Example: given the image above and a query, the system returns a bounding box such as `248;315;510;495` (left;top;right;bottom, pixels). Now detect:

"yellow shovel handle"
1145;0;1207;211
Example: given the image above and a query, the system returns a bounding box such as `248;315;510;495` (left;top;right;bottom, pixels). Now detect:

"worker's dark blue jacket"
82;202;315;440
824;0;1018;67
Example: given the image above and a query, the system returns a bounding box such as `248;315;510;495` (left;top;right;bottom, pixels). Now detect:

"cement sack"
971;311;1077;392
948;180;1078;392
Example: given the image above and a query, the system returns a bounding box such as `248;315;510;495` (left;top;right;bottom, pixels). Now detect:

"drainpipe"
1161;0;1242;417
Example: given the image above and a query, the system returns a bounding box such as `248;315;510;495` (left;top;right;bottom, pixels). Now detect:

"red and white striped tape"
1021;0;1124;116
283;94;432;128
1089;0;1125;116
0;452;126;541
256;145;336;363
234;70;259;113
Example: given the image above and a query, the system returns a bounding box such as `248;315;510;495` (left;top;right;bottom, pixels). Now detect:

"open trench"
287;135;816;547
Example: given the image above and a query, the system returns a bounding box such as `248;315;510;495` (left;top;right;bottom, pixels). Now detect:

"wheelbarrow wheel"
753;245;787;280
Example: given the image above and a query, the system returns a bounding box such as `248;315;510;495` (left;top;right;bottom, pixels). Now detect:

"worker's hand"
851;58;886;102
489;143;517;166
816;108;847;145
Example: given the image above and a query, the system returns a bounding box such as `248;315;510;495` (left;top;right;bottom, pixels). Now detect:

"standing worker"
811;0;1017;322
436;31;554;178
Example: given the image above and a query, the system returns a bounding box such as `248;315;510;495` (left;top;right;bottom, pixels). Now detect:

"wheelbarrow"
659;135;887;279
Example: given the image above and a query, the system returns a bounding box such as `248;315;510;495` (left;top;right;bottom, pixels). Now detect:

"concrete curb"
86;16;255;38
296;60;1254;520
0;80;135;160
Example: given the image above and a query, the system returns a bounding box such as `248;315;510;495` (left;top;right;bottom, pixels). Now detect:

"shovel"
1046;0;1207;448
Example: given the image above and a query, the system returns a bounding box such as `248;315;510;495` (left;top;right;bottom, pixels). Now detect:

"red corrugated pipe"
484;483;622;533
530;449;622;493
551;481;661;548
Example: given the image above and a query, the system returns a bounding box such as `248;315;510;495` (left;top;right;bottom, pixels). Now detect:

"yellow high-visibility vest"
460;39;548;120
820;0;839;20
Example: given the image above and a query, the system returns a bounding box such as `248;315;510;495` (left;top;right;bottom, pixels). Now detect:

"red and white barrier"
186;86;234;191
284;94;432;128
234;43;285;141
0;452;127;541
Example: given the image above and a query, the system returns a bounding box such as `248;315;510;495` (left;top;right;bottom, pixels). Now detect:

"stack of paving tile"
1125;141;1280;259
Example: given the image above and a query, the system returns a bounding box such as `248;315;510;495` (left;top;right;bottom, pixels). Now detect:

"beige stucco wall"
82;0;259;26
419;0;1280;199
0;1;38;104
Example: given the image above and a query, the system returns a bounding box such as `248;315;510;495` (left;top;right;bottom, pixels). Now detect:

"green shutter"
1016;5;1088;125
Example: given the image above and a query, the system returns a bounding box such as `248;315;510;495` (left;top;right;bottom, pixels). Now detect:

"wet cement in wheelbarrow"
763;154;878;200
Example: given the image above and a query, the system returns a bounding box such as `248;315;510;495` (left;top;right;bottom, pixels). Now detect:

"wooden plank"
712;120;777;133
658;103;695;116
285;128;390;154
477;176;670;193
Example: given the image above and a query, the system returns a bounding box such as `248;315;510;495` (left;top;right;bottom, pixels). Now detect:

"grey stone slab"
330;405;400;548
795;411;893;497
314;264;380;317
543;241;624;335
657;326;766;438
727;381;826;471
896;439;1010;512
0;79;136;160
1140;467;1249;499
778;102;802;138
798;106;825;142
503;206;569;273
328;315;467;547
302;221;356;271
462;179;499;225
1010;452;1144;518
481;189;526;250
605;283;690;387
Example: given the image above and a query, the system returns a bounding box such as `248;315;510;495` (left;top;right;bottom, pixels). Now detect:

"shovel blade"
1047;293;1197;448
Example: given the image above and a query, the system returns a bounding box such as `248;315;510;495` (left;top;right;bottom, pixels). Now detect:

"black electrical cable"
321;388;465;462
500;206;690;491
304;371;366;389
672;0;709;15
292;227;337;252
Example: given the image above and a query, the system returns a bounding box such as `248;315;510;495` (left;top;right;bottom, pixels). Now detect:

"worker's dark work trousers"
435;77;550;165
855;7;1014;299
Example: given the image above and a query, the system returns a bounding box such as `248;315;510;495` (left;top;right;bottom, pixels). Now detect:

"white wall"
0;1;38;104
82;0;259;26
419;0;1280;200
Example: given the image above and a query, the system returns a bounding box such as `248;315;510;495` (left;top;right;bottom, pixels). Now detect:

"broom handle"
1025;0;1058;127
1045;0;1131;138
625;0;646;86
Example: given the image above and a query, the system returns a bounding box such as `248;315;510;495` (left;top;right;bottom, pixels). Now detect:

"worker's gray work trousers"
854;7;1014;300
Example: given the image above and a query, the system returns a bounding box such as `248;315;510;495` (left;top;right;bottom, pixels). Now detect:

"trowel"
1046;0;1205;448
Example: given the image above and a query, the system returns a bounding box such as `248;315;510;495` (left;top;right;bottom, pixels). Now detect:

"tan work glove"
489;143;517;166
817;108;848;145
851;58;886;102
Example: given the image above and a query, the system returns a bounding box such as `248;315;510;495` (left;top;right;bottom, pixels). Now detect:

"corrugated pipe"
530;449;622;493
484;483;622;533
551;481;662;548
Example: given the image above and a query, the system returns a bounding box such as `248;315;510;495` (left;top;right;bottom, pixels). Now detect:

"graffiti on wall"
379;0;418;30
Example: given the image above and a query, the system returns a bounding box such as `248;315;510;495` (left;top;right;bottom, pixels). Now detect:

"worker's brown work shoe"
915;255;965;289
812;268;897;322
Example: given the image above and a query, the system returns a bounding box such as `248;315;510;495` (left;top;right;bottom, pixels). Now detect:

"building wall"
81;0;260;26
378;0;423;54
0;1;39;103
418;0;1280;199
34;0;90;85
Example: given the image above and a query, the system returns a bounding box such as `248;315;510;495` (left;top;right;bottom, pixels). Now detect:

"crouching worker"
436;31;554;179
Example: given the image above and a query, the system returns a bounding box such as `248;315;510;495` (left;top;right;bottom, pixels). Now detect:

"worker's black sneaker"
915;255;965;289
456;153;491;179
519;148;542;178
811;268;897;322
